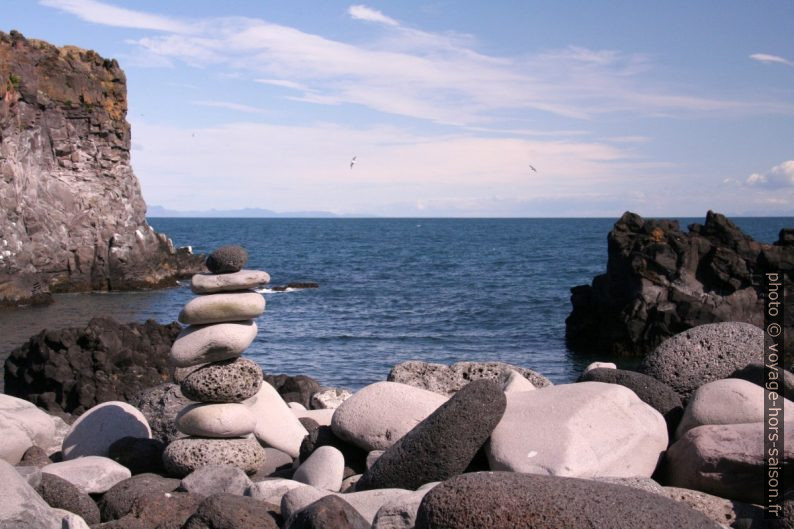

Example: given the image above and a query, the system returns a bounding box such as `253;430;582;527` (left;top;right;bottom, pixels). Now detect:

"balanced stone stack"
162;245;271;477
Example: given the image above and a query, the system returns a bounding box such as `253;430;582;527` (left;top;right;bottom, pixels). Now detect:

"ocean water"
1;217;789;390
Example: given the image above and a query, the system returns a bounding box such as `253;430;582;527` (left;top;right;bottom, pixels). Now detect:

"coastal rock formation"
0;30;203;307
566;210;792;364
3;317;180;416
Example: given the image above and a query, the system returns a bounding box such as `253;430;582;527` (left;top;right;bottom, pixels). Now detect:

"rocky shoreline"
0;31;204;308
2;245;790;528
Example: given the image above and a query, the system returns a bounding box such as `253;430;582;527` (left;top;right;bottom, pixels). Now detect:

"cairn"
162;245;271;477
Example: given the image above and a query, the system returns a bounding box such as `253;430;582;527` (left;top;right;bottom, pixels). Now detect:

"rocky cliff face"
566;211;792;366
0;30;203;307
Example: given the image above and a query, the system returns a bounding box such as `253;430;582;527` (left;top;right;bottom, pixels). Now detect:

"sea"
0;217;789;391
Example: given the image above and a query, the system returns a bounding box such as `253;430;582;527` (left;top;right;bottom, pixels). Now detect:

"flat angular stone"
331;381;448;452
42;456;131;494
179;292;265;325
162;437;266;478
0;459;63;529
486;382;667;478
640;322;763;397
311;388;353;409
293;446;345;491
62;400;151;460
676;378;794;439
358;380;506;491
176;402;257;437
388;361;551;397
583;361;616;374
169;320;258;367
181;464;253;497
181;357;263;403
192;269;271;294
415;472;722;529
245;382;308;458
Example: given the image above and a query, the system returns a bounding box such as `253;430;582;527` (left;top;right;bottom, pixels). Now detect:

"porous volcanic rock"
414;472;722;529
286;495;370;529
180;357;263;403
98;472;180;522
387;361;551;396
357;380;506;491
566;211;792;366
0;30;204;307
640;321;763;397
4;317;179;415
182;493;278;529
162;437;266;478
205;245;248;274
129;382;192;444
36;472;100;525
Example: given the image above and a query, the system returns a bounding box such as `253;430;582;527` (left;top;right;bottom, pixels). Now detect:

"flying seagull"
350;156;357;169
529;164;537;173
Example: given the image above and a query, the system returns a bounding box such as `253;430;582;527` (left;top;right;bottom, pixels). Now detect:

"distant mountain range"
147;205;342;218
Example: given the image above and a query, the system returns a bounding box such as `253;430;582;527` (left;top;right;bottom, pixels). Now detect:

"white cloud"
750;53;794;67
40;0;192;32
746;160;794;188
190;100;270;115
348;5;399;26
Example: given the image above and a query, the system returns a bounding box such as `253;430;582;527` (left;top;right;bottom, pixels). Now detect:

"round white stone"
176;403;257;437
293;445;345;491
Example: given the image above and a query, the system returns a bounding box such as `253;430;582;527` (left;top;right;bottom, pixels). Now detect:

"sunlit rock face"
0;30;203;307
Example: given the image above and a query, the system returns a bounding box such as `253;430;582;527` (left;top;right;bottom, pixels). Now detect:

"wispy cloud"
190;100;270;115
750;53;794;67
42;0;785;126
746;160;794;188
348;5;399;26
40;0;192;33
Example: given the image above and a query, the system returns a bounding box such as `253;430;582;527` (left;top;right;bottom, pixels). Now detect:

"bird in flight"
350;156;357;169
529;164;537;173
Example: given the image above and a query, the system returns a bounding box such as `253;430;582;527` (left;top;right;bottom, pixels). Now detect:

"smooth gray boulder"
0;423;32;465
169;320;257;367
486;382;667;478
162;437;266;478
176;402;257;437
665;421;794;504
293;445;345;491
0;394;56;456
62;400;151;460
331;381;447;452
730;362;794;400
0;459;63;529
245;382;309;458
178;291;265;325
640;322;763;397
42;456;131;494
191;269;271;294
501;369;537;393
388;361;551;396
676;378;794;438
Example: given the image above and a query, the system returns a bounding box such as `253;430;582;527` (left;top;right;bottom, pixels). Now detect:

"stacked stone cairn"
162;245;271;477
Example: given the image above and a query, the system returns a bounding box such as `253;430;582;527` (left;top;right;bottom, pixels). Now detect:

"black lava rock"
357;379;506;491
110;491;203;528
298;417;320;432
729;363;794;400
4;317;180;415
129;383;193;444
768;490;794;529
263;373;321;409
299;425;369;475
108;437;167;475
577;368;684;436
98;473;181;522
182;493;279;529
415;472;722;529
205;245;248;274
36;472;100;524
18;446;52;468
286;495;369;529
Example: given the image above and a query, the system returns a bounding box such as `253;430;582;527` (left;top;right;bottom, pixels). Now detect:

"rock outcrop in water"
566;211;792;365
0;30;203;307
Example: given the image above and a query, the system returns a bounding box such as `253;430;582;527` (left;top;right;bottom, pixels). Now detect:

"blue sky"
4;0;793;216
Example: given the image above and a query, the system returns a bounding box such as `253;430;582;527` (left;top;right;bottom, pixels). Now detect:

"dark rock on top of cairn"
205;245;249;274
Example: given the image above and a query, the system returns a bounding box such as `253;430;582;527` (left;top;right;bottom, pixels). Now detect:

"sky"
3;1;794;217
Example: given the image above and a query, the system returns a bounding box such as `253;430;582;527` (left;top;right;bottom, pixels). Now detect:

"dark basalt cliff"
0;30;203;307
566;211;792;365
